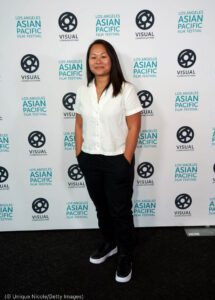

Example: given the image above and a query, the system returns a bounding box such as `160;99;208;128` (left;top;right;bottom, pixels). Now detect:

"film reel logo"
136;10;154;30
28;131;46;148
63;93;76;111
68;164;83;181
21;54;39;73
137;90;153;109
178;49;196;68
58;12;78;32
177;126;194;144
137;162;154;178
32;198;49;214
0;166;9;183
213;164;215;173
175;194;192;210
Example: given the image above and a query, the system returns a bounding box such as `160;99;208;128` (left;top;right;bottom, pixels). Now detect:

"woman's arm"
75;113;83;156
124;112;141;163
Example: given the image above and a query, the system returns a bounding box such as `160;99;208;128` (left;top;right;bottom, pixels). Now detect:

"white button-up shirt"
75;81;142;155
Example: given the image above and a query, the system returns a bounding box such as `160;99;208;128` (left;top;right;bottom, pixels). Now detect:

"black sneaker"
89;242;117;264
115;254;132;283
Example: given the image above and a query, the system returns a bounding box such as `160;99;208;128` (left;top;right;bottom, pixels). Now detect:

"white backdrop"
0;0;215;231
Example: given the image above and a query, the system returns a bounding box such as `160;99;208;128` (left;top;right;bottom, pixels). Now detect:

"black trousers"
77;151;135;256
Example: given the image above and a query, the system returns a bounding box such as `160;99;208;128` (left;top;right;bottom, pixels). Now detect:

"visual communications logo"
138;90;153;116
135;10;155;39
29;168;52;186
213;164;215;184
32;198;49;221
68;164;85;188
63;92;76;119
0;134;9;152
178;10;203;33
175;163;197;182
209;197;215;215
133;199;156;217
28;131;47;156
0;166;9;191
175;91;199;111
58;12;78;41
177;49;196;77
136;162;154;186
212;128;215;146
22;96;47;116
176;126;194;151
133;57;157;78
138;129;157;148
21;54;40;82
66;201;88;219
64;132;75;150
95;14;120;37
174;193;192;217
0;204;13;221
59;60;82;80
16;16;41;38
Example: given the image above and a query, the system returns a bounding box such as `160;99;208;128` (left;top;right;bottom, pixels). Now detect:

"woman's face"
88;44;112;78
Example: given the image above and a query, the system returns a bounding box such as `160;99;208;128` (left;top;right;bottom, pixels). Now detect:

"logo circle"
28;131;46;148
136;10;154;30
137;162;154;178
21;54;39;73
32;198;49;214
58;12;78;32
137;90;153;108
0;166;9;183
177;126;194;144
213;164;215;173
63;93;76;111
175;194;192;210
68;164;83;181
178;49;196;68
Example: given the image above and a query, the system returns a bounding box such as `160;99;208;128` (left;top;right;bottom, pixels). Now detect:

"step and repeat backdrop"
0;0;215;231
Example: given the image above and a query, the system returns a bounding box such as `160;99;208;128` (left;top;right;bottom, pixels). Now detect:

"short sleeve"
74;87;82;114
123;83;143;116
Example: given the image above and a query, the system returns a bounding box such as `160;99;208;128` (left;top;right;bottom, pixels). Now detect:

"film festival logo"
68;164;85;188
21;54;40;82
209;197;215;215
32;198;49;221
22;96;47;116
175;91;199;112
133;57;157;78
176;126;194;152
64;132;75;151
0;166;9;190
0;203;13;221
95;14;120;37
28;131;47;156
63;92;76;119
29;168;53;186
133;199;156;217
0;134;9;152
138;90;153;117
136;162;154;186
177;10;203;34
174;194;192;217
175;163;198;182
58;12;78;41
66;201;89;219
177;49;196;77
16;16;41;38
135;10;155;39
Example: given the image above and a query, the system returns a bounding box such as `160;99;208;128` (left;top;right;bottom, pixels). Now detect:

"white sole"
115;270;132;283
89;247;118;264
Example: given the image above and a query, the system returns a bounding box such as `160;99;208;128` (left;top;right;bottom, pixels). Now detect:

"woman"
75;39;142;283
